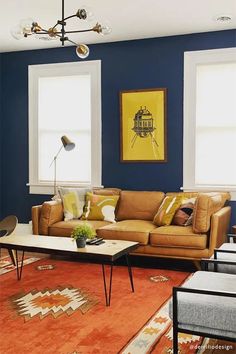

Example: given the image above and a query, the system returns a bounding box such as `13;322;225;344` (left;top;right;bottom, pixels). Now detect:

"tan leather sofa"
32;189;231;264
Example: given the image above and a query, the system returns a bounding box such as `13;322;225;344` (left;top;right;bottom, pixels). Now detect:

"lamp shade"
61;135;75;151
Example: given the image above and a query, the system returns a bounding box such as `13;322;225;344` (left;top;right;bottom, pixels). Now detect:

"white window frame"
183;47;236;200
28;60;102;195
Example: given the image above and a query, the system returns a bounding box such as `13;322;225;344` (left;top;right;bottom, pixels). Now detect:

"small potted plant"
71;224;95;248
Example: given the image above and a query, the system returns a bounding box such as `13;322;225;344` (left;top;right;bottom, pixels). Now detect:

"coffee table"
0;234;139;306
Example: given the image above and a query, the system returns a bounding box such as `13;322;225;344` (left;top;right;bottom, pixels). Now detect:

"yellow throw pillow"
153;195;182;226
82;193;119;222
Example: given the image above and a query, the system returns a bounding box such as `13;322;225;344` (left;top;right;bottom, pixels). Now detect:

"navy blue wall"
0;29;235;227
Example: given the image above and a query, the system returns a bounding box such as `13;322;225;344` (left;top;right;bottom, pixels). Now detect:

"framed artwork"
120;88;167;162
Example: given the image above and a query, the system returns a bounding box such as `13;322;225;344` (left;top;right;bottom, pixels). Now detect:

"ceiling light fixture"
11;0;111;59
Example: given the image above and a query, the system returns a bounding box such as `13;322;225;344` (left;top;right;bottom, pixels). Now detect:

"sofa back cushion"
192;192;230;233
116;191;165;221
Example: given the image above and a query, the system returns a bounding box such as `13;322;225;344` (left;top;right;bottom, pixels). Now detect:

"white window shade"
183;48;236;200
38;75;91;183
28;61;101;194
195;63;236;186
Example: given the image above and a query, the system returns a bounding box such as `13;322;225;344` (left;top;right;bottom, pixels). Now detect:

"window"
28;61;101;194
183;48;236;200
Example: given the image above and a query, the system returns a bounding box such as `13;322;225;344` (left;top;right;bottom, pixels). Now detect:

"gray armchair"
170;259;236;354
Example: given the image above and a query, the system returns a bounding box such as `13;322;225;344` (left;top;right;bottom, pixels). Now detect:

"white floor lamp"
50;135;75;195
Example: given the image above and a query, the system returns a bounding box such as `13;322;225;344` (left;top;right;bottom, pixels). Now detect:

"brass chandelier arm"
63;29;96;34
33;28;95;35
33;29;51;34
63;14;77;21
65;38;78;46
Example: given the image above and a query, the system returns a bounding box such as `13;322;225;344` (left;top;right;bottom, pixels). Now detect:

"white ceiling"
1;0;235;53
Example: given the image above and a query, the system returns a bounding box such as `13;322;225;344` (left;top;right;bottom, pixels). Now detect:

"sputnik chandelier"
11;0;111;58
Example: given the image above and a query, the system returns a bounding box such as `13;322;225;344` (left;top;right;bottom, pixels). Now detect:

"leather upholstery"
150;226;207;249
116;191;165;221
32;205;42;235
39;201;64;235
192;192;230;233
49;220;111;237
208;206;231;255
166;191;231;234
31;189;231;261
97;220;156;245
132;245;209;259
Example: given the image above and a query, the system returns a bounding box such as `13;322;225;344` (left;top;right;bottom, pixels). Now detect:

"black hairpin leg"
15;250;25;280
8;250;16;266
125;254;134;292
102;264;113;306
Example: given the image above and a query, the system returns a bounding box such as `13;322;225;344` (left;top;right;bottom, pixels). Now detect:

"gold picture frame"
120;88;167;162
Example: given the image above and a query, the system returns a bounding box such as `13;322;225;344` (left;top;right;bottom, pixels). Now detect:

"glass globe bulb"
76;44;90;59
81;5;94;21
11;25;24;40
100;21;112;35
19;18;34;35
77;6;94;22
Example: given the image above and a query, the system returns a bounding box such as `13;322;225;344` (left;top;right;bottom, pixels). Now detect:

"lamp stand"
49;135;75;195
50;145;63;195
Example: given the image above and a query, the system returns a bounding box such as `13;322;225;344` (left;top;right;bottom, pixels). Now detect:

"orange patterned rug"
0;255;41;275
0;258;234;354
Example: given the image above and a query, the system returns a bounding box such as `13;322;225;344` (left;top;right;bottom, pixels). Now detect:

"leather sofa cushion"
192;192;230;233
150;226;207;249
49;220;111;237
97;220;156;245
116;191;165;221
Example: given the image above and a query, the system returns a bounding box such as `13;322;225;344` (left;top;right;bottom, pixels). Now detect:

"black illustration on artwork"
131;106;159;157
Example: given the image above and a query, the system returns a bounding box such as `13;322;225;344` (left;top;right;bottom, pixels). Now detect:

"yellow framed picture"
120;88;167;162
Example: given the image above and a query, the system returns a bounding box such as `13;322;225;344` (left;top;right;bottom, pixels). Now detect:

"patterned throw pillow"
153;195;182;226
82;193;120;223
58;187;91;221
172;198;196;226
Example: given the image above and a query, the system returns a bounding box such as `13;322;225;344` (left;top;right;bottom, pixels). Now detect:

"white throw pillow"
58;187;91;221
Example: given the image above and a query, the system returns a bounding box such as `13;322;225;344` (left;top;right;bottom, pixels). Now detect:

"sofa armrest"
32;205;42;235
39;200;64;235
208;206;231;256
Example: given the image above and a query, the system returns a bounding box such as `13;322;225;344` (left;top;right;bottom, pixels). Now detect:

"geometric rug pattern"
1;258;235;353
10;286;99;321
149;275;170;283
0;255;40;275
121;283;203;354
122;295;234;354
121;298;173;353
